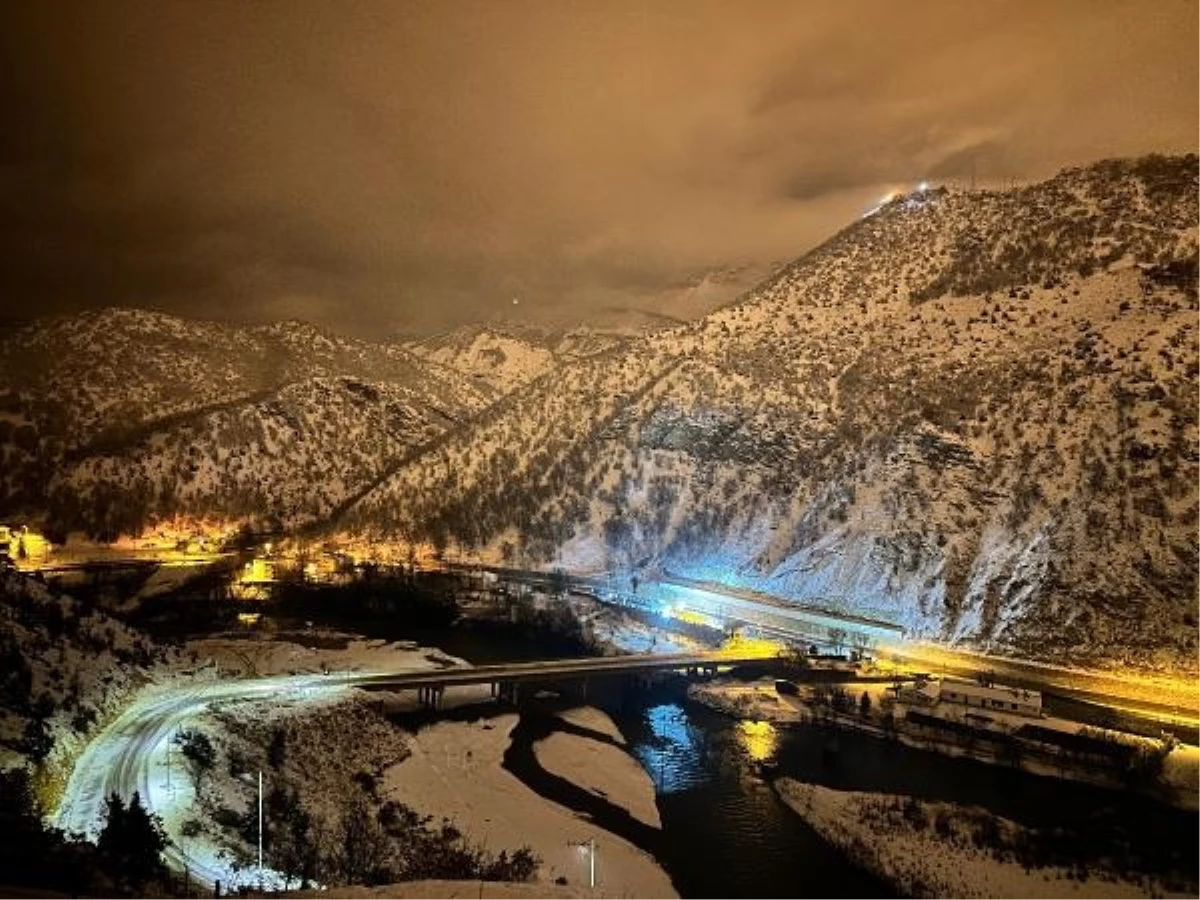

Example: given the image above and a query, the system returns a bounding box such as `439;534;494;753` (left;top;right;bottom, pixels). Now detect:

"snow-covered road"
51;672;363;891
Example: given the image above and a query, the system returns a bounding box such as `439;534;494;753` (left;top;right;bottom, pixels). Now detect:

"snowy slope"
406;327;561;395
0;569;171;782
405;324;634;395
349;155;1199;669
0;311;494;535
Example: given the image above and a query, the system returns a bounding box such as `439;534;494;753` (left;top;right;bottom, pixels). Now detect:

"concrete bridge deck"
346;649;780;707
351;649;777;690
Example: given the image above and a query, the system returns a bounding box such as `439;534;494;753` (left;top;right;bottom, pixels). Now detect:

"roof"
940;680;1041;703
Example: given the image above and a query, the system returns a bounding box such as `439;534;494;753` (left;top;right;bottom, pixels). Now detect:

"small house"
939;680;1042;717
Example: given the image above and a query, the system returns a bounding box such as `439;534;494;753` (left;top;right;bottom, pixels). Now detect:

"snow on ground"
554;707;625;744
775;779;1193;899
383;712;677;898
52;671;360;893
688;678;805;725
188;633;467;678
50;629;476;894
0;568;185;801
282;877;588;898
580;602;712;656
535;711;660;831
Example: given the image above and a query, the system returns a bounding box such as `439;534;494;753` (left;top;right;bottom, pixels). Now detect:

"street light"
569;838;596;888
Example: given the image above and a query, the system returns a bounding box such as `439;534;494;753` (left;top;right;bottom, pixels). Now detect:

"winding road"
40;553;1197;889
52;673;355;890
50;650;773;890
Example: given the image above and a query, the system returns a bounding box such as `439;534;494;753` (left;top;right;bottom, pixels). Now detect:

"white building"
938;680;1042;717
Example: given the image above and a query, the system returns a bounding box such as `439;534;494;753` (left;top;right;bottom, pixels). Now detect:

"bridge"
348;649;780;708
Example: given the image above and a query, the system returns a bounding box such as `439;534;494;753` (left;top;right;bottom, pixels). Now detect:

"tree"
333;795;393;885
173;729;216;793
268;727;288;770
96;791;169;894
20;715;53;762
0;768;57;884
267;784;321;888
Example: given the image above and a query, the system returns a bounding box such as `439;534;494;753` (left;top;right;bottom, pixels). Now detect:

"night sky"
0;0;1195;337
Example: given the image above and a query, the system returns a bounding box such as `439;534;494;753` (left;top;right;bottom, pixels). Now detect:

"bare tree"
334;796;392;886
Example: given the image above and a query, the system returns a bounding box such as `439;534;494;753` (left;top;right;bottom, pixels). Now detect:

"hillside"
348;155;1199;669
0;569;170;787
0;311;495;536
405;324;634;395
1;155;1195;669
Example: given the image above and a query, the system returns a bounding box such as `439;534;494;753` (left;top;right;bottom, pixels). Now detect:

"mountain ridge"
1;153;1195;668
347;153;1198;668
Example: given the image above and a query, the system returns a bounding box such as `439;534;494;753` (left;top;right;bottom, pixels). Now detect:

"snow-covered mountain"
0;310;495;535
1;154;1195;668
349;155;1199;668
404;324;635;395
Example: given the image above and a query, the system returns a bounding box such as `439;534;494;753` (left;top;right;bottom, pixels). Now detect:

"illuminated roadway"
52;673;355;890
51;648;776;890
648;575;1199;729
460;564;1198;729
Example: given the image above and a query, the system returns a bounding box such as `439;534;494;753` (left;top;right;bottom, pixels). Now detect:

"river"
135;581;1196;898
378;621;1196;899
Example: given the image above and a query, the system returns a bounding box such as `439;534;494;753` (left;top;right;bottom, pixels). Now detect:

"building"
894;678;942;706
938;680;1042;717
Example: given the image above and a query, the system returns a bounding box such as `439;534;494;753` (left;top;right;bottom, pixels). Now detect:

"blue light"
634;703;705;795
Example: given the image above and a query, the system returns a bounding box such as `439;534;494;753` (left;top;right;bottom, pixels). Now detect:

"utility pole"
570;838;596;888
258;770;264;883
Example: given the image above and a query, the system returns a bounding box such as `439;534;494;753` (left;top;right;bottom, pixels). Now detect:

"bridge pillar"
496;681;519;705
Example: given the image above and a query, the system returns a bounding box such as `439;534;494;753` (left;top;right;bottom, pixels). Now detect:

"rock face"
3;154;1197;667
351;155;1198;668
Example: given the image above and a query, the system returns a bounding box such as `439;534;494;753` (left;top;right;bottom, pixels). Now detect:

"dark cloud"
0;0;1195;336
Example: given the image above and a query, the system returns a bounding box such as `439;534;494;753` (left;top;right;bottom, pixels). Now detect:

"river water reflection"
616;697;891;898
609;692;1196;899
